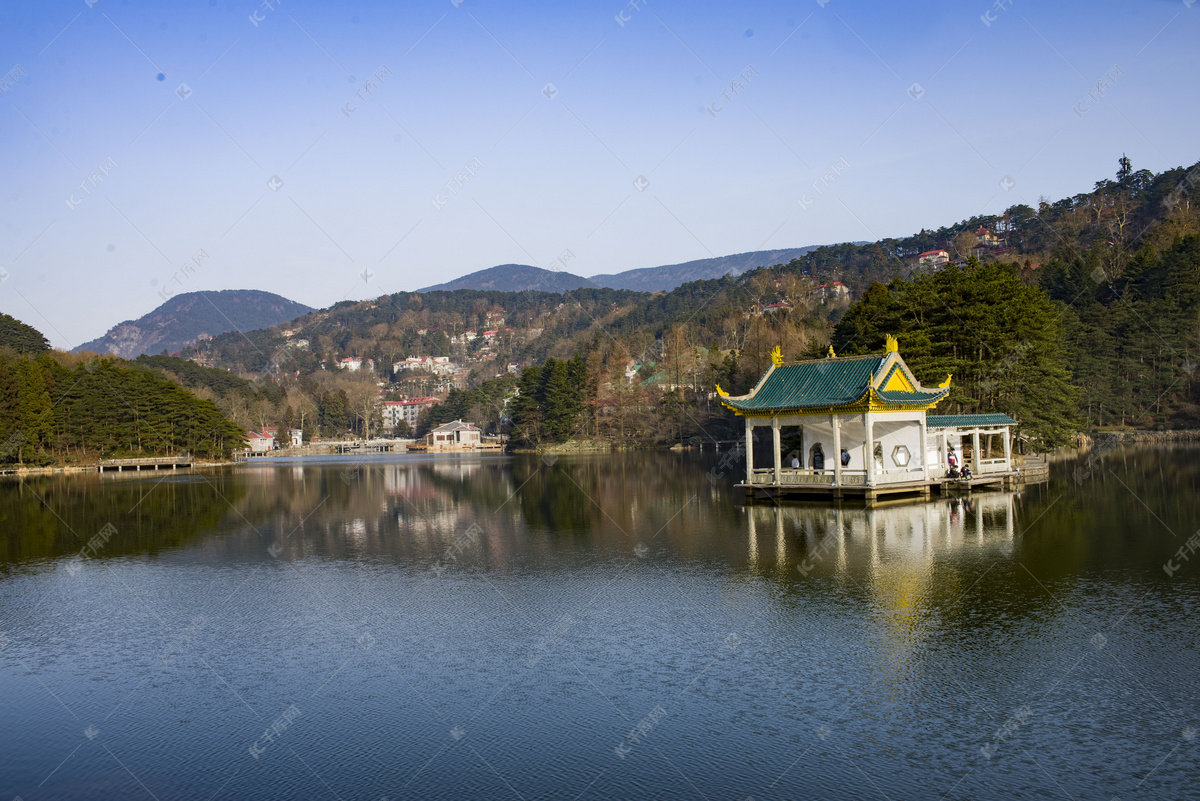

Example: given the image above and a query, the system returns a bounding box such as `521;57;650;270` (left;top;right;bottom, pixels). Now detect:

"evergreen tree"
833;260;1081;447
540;358;579;442
510;365;544;444
0;313;50;354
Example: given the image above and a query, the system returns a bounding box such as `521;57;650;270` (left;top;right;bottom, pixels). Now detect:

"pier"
330;439;407;455
98;456;194;473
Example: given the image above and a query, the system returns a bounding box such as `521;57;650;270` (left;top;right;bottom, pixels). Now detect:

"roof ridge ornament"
939;374;953;388
885;334;898;353
828;345;836;358
770;345;783;366
716;384;729;397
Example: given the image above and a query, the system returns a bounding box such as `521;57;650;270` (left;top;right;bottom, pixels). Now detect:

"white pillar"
772;417;781;486
832;413;842;486
864;412;875;485
972;430;981;474
918;415;929;482
745;418;755;484
1002;426;1012;471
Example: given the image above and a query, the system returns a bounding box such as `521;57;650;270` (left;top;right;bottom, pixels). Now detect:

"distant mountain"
589;246;843;292
76;290;314;359
419;264;599;293
420;247;851;296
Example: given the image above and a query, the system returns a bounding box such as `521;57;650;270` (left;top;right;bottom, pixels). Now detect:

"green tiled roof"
927;413;1018;428
722;355;883;412
722;351;953;414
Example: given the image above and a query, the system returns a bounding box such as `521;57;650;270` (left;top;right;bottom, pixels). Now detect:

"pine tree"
540;358;580;442
510;365;544;444
833;260;1081;447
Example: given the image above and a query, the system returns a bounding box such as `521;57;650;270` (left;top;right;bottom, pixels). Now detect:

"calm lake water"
1;447;1198;800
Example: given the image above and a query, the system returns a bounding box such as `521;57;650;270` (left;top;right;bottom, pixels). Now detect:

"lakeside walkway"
98;456;194;473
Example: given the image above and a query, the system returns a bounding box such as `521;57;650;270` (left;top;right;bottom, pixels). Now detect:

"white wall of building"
783;414;918;471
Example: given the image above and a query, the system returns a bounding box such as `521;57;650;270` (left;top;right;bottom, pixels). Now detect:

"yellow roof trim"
882;365;915;392
721;387;945;417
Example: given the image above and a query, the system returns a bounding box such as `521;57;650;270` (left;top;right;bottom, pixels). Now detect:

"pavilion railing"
746;467;934;486
748;469;870;486
875;467;927;484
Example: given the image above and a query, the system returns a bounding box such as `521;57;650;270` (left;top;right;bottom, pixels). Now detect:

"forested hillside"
170;156;1200;448
0;347;245;466
1042;235;1200;428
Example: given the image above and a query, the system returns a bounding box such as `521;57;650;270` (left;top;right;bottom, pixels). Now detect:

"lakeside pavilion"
717;338;1019;502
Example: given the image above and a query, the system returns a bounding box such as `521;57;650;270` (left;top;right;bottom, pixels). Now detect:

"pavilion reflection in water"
743;492;1017;570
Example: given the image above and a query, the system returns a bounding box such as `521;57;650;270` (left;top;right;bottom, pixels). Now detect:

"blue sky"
1;0;1196;349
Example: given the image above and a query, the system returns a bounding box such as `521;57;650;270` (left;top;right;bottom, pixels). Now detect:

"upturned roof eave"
721;385;949;415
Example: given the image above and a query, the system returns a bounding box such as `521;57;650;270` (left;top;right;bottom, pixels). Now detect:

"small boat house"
718;338;1018;501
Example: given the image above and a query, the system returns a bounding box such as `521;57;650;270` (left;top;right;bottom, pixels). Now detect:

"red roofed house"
918;250;950;269
973;226;1000;247
246;431;275;453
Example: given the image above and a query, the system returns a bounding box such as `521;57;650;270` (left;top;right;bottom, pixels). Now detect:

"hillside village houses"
262;426;303;447
393;356;457;375
449;327;512;346
336;356;374;372
919;227;1008;270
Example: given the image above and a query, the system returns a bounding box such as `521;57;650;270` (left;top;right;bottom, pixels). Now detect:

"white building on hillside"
393;356;456;375
382;397;439;431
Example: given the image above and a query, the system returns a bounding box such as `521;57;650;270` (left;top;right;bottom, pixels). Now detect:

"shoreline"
1078;428;1200;446
6;429;1199;478
0;459;237;479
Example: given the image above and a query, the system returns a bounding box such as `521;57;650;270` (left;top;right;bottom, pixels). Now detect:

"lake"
1;447;1197;800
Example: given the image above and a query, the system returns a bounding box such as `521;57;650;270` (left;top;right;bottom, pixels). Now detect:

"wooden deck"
738;467;1028;504
98;456;193;472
